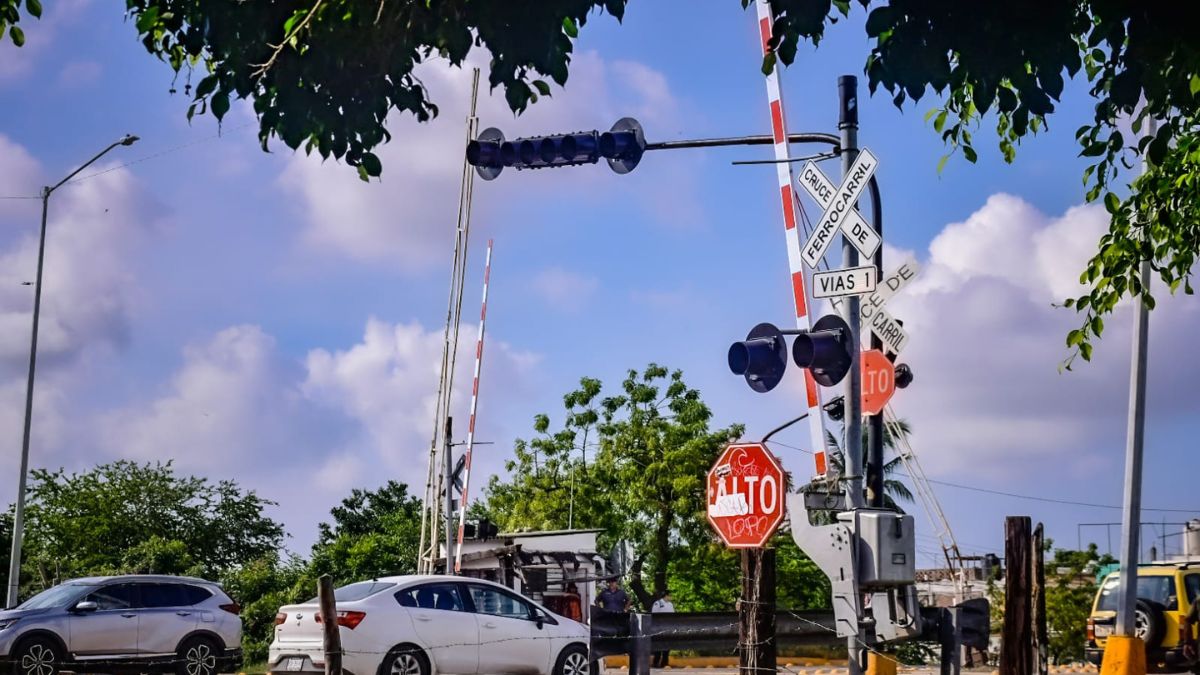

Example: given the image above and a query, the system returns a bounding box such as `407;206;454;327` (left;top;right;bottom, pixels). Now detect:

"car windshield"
306;581;396;604
17;583;94;610
1097;574;1178;611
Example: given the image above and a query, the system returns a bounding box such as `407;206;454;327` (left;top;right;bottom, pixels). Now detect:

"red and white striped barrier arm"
755;1;829;477
455;239;493;572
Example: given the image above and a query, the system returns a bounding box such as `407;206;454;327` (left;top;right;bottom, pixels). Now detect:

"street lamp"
6;134;139;608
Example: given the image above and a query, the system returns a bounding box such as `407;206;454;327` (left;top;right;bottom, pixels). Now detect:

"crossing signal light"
792;314;853;387
466;118;645;180
728;323;789;393
727;314;855;393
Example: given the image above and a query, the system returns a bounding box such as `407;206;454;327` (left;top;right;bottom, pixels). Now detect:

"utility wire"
0;121;258;200
763;438;1194;514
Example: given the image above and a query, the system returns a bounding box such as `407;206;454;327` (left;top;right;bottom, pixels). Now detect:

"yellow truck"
1086;562;1200;673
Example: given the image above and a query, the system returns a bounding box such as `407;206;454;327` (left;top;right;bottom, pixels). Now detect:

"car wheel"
379;645;429;675
12;637;62;675
176;636;220;675
1135;599;1166;648
554;645;590;675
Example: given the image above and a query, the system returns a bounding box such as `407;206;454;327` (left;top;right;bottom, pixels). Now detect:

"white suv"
0;575;242;675
269;575;591;675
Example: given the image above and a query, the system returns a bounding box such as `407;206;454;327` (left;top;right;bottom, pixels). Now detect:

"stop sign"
706;443;785;548
861;349;895;416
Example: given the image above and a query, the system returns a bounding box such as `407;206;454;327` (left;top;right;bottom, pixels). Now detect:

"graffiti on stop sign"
706;443;784;547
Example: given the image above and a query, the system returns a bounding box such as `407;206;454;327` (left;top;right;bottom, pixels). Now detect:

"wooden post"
1032;523;1048;675
740;549;776;675
318;575;343;675
1000;517;1032;675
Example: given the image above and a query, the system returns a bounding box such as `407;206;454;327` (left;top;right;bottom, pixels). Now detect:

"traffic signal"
465;118;645;180
791;314;853;387
728;323;789;393
727;314;855;393
895;363;914;389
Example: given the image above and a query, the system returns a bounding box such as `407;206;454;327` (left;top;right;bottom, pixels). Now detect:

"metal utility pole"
7;134;139;609
418;68;480;574
839;75;865;516
1114;117;1155;638
443;416;454;573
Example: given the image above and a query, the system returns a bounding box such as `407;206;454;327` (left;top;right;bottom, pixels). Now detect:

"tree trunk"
628;557;654;610
653;509;671;598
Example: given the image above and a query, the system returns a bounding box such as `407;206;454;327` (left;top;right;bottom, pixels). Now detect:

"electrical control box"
855;510;916;586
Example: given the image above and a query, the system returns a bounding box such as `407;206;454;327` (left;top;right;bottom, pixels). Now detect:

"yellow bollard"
866;653;898;675
1099;636;1147;675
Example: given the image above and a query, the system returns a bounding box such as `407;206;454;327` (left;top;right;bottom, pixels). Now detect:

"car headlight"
0;618;19;631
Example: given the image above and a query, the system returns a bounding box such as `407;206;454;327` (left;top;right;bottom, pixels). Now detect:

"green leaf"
9;25;23;46
1191;75;1200;97
356;164;369;182
1104;192;1120;214
359;152;382;178
25;0;42;19
933;110;948;133
194;75;219;99
962;145;977;163
1080;342;1093;362
936;154;949;174
1066;329;1084;348
532;79;551;97
210;91;230;120
562;16;578;38
1090;315;1104;336
761;52;776;76
864;7;894;37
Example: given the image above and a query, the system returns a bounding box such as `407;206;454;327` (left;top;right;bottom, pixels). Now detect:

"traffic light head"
466;127;506;180
792;314;853;387
466;119;644;180
599;118;646;174
727;322;788;393
895;363;914;389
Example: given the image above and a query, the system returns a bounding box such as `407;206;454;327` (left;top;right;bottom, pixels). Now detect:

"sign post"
707;442;786;548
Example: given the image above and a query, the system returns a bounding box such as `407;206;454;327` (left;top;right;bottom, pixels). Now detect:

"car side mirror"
535;616;544;629
73;601;98;613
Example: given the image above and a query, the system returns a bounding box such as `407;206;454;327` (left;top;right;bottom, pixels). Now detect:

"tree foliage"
121;0;626;181
752;1;1200;362
14;460;283;593
1044;543;1114;664
8;1;1195;347
308;480;423;584
486;366;742;605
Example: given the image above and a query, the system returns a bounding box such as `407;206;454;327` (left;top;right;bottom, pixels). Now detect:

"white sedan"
268;575;591;675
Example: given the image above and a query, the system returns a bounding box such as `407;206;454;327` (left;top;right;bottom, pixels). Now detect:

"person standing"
650;590;675;668
595;578;631;614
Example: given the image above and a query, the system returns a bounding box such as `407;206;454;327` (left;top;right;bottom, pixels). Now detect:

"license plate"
286;658;304;671
1095;624;1112;638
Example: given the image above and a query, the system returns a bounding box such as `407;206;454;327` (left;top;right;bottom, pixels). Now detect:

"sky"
0;1;1195;567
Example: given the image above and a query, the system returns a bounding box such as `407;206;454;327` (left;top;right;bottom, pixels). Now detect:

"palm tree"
822;418;915;511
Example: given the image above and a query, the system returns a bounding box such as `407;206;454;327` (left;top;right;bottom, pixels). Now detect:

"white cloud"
0;0;93;84
92;318;540;549
57;60;102;89
0;158;152;369
887;194;1200;477
277;51;692;270
303;317;540;482
530;266;598;312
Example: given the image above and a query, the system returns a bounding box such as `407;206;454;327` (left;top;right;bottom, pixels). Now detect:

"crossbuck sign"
797;149;882;269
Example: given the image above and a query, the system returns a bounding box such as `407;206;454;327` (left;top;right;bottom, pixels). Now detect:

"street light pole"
6;134;139;609
1113;117;1155;642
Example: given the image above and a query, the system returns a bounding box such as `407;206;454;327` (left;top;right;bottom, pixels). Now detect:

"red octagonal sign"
706;442;786;548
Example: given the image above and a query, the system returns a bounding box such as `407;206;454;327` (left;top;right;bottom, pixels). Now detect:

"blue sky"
0;1;1195;566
